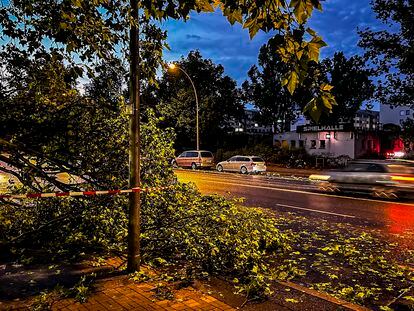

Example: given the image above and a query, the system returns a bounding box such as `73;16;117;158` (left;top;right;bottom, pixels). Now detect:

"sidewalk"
0;255;365;311
0;257;234;311
52;275;234;311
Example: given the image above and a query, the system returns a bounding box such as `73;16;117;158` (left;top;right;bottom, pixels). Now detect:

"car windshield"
200;151;213;158
343;162;387;173
343;163;371;172
251;157;264;162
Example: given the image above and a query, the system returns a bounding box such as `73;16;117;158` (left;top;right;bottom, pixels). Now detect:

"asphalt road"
175;169;414;243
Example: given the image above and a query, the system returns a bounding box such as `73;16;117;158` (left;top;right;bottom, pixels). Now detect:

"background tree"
401;118;414;151
242;37;326;132
317;52;374;124
244;47;373;129
153;50;244;151
359;0;414;107
242;38;297;133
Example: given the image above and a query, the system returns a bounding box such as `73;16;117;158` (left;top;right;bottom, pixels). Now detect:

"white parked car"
216;155;266;174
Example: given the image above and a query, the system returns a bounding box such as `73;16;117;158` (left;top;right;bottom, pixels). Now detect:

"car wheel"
191;162;197;170
217;164;223;172
172;160;178;168
240;166;248;174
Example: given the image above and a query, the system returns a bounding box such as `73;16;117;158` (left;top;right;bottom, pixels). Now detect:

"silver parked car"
310;160;414;199
172;150;214;169
216;155;266;174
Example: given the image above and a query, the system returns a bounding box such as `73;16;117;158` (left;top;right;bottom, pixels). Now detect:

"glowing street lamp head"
168;63;177;70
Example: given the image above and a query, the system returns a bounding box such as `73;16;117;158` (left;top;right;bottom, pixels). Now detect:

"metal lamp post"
168;63;200;151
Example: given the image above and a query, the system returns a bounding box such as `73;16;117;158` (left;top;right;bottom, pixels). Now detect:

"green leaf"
284;70;299;95
196;0;215;12
293;0;307;24
320;83;333;91
249;24;260;39
306;27;317;36
403;295;414;302
59;22;69;30
310;0;323;10
304;98;322;122
224;8;243;25
71;0;82;8
307;36;327;62
285;298;299;303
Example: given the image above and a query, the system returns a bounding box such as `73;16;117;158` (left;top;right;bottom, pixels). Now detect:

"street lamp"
168;63;200;151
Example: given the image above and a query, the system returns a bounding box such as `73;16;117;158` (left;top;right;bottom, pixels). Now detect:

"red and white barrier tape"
0;185;174;200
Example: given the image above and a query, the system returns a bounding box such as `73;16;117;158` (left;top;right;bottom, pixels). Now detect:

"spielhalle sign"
296;124;354;133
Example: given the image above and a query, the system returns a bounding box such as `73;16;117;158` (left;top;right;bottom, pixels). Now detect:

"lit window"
400;110;405;116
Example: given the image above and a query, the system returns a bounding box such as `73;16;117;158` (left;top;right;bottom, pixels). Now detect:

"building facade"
380;103;413;126
275;110;381;159
226;109;273;135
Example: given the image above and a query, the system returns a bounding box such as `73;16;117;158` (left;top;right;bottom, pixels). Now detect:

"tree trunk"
127;0;141;272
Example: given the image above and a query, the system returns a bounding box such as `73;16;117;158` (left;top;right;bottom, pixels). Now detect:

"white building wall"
380;103;413;126
274;131;355;158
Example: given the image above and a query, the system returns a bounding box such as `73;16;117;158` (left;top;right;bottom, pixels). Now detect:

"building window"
407;110;411;115
400;110;406;116
310;140;316;149
299;140;305;148
319;140;326;149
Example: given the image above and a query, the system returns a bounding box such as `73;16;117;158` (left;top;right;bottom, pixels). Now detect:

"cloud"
162;1;381;84
186;34;202;40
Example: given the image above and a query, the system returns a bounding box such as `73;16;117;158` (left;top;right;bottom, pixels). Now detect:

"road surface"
175;169;414;245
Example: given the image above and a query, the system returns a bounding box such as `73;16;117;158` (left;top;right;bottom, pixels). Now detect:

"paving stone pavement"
51;275;234;311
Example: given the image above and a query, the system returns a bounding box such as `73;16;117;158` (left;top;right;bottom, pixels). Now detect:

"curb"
174;168;311;182
277;280;371;311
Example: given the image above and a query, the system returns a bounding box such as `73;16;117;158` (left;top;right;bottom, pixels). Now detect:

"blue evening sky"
161;0;381;86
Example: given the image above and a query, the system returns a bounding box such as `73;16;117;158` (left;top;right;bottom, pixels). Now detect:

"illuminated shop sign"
296;124;353;133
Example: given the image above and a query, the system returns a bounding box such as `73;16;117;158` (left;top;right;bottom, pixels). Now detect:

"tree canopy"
242;38;296;133
317;52;374;124
244;45;373;129
1;0;335;119
359;0;414;107
149;50;244;151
